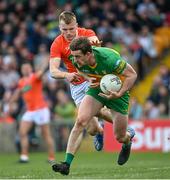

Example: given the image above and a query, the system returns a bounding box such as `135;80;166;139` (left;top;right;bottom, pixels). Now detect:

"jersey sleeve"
50;38;62;58
112;59;127;74
106;49;127;74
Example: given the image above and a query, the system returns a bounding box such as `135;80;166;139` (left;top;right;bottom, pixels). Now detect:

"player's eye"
75;55;80;59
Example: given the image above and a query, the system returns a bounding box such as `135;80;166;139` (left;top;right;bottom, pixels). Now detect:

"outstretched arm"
49;57;81;83
9;88;21;104
49;57;66;79
36;58;49;79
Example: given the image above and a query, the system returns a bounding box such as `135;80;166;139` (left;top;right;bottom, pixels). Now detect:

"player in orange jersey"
49;11;112;165
10;61;55;163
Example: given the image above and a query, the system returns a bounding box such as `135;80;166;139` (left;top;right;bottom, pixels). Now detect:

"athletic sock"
20;154;29;161
123;141;132;148
64;153;74;165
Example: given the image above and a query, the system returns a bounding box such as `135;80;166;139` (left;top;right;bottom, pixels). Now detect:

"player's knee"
19;129;27;137
76;116;89;129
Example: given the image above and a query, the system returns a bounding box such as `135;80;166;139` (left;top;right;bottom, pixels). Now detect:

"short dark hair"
59;11;76;24
22;61;32;66
70;37;92;54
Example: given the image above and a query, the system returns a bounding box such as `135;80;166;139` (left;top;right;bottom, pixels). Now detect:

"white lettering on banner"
130;122;144;149
129;122;170;152
145;128;161;149
163;128;170;152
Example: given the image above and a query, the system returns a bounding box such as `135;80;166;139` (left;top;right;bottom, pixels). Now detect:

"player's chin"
66;36;74;41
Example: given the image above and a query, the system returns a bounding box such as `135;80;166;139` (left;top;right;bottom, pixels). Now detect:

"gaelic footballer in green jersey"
71;46;129;114
52;37;137;176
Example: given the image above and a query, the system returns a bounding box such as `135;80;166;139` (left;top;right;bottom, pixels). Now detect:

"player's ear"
86;52;92;59
75;23;78;28
59;23;63;31
86;52;91;56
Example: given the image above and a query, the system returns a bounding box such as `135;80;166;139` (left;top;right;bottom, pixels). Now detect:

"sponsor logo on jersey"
115;60;126;74
22;85;32;93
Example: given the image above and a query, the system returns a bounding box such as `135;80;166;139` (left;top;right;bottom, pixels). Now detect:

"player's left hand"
90;40;102;47
98;90;122;99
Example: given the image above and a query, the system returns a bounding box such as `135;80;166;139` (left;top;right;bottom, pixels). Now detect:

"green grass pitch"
0;152;169;179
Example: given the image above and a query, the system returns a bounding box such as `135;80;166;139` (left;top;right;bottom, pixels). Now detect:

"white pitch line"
149;167;170;170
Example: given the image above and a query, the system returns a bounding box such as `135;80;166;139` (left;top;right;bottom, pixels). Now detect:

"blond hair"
59;11;76;24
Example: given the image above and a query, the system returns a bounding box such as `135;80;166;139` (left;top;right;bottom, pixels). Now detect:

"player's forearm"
9;89;21;104
50;58;68;79
119;74;137;96
50;68;68;79
40;59;48;73
118;63;137;96
36;60;48;78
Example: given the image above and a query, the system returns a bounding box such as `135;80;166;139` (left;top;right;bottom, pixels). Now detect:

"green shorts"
86;87;130;115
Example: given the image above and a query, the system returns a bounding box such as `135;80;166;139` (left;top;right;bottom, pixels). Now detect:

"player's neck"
23;73;32;78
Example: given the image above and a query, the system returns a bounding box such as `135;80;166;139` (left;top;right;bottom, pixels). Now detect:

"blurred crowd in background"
0;0;170;128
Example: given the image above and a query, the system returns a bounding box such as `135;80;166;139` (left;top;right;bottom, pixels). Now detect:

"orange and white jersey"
18;73;47;111
50;27;96;85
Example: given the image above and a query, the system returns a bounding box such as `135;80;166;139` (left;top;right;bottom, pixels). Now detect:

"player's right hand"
88;77;100;88
90;40;102;47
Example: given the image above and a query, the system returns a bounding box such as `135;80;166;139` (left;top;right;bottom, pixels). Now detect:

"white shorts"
22;107;50;125
70;81;90;106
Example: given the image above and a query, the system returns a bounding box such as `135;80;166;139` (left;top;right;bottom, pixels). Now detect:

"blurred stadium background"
0;0;170;178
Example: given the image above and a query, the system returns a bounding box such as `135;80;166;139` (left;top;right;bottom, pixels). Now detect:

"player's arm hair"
49;57;68;79
118;63;137;95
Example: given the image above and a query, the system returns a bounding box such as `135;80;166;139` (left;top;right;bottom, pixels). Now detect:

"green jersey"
73;47;130;115
73;46;127;79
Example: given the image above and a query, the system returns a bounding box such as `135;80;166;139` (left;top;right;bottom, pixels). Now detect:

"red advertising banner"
104;120;170;152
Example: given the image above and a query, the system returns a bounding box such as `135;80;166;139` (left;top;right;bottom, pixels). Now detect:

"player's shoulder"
18;77;26;87
93;47;121;62
77;27;95;36
52;34;64;44
50;35;65;52
93;46;120;56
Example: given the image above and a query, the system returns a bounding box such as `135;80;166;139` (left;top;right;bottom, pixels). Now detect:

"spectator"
129;97;143;120
54;89;76;121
